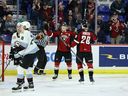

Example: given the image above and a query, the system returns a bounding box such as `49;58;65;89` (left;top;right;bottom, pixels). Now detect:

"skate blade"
23;88;35;92
79;81;84;84
12;89;22;93
90;81;95;85
68;78;72;80
52;79;57;81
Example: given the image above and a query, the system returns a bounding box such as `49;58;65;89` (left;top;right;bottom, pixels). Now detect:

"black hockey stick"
0;59;12;79
59;37;86;66
33;64;44;71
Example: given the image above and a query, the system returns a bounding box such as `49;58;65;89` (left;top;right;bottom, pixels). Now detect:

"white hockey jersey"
11;30;39;56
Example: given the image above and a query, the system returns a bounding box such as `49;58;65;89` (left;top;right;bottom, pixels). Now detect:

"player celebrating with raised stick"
46;23;76;80
71;21;97;83
10;21;39;92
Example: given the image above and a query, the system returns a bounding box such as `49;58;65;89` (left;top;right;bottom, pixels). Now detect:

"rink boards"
1;44;128;75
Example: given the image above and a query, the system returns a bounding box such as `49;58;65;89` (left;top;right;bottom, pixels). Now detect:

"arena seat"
118;15;125;22
0;34;12;43
98;4;110;15
102;15;110;22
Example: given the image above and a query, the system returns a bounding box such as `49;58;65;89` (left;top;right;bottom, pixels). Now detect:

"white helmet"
21;21;31;29
16;22;22;26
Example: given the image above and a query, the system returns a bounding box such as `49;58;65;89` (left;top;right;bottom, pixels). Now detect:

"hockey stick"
0;59;11;79
59;37;86;66
33;64;44;71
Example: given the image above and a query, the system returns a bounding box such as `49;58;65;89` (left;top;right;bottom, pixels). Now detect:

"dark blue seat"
102;15;110;22
118;15;125;22
98;4;110;15
0;34;12;43
125;0;128;3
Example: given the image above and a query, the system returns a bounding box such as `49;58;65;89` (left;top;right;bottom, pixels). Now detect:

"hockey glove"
9;53;14;60
36;33;44;40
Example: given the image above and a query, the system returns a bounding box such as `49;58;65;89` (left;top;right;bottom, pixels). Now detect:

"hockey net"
0;41;5;82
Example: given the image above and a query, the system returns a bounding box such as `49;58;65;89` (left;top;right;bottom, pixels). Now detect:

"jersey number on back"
81;36;91;44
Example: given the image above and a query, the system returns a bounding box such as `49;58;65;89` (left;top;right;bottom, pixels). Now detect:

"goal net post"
0;41;5;82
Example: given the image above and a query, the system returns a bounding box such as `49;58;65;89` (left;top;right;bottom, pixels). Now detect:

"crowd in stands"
1;0;128;44
0;0;15;43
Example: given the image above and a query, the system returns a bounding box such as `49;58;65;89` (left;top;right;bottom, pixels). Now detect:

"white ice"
0;74;128;96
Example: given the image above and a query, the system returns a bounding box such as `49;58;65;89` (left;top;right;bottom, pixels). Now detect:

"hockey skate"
34;71;46;75
12;83;23;92
52;74;58;80
38;71;46;75
78;78;84;83
34;70;46;75
23;82;34;91
89;76;95;84
68;74;72;79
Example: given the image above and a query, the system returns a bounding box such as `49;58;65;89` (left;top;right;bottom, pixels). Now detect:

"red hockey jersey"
47;30;76;52
71;31;97;52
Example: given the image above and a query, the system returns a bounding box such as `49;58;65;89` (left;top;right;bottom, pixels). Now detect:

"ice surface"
0;74;128;96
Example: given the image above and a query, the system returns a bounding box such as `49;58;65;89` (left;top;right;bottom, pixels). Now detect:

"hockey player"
9;21;39;92
46;23;76;80
71;21;97;83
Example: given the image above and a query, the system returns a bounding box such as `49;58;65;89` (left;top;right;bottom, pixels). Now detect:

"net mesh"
0;41;5;82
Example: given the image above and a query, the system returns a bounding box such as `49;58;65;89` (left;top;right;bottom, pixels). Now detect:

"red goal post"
0;41;5;82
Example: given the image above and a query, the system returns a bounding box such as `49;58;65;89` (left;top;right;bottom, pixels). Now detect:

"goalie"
9;21;39;92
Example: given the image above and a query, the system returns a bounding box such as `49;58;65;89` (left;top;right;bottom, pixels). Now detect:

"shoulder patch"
21;36;24;40
13;36;16;39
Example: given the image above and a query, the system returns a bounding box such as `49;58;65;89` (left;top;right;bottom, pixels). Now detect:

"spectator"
109;14;126;44
67;10;75;28
124;1;128;23
86;0;95;31
4;14;16;35
74;7;82;23
0;16;6;35
110;0;125;15
67;0;77;11
97;15;106;44
86;0;95;22
97;25;106;44
123;22;128;44
81;0;89;19
0;1;6;19
31;0;43;28
58;2;64;24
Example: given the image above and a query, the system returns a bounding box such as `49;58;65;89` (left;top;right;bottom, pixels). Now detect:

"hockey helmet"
16;22;22;27
82;20;88;28
21;21;31;29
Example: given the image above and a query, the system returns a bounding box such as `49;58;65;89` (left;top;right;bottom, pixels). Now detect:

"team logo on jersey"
21;36;24;40
14;41;20;47
61;35;68;41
